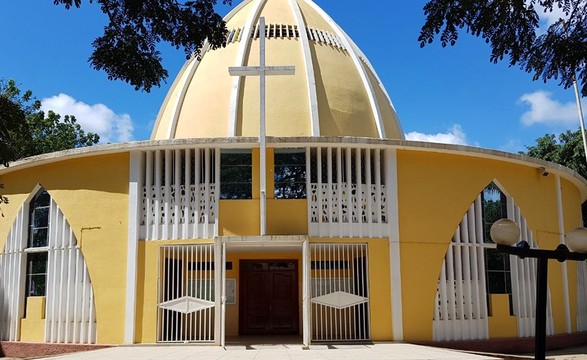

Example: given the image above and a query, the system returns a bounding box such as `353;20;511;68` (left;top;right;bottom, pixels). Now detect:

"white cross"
229;17;295;236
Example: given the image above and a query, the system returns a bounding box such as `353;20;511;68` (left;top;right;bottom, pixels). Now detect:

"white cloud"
518;91;580;126
41;93;134;144
404;124;468;145
539;4;567;27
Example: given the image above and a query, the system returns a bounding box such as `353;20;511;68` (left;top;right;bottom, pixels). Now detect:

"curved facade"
1;0;587;356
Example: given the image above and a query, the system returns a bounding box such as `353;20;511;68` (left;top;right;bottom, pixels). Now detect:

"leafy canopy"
0;79;100;210
0;79;100;166
53;0;233;92
419;0;587;96
521;128;587;179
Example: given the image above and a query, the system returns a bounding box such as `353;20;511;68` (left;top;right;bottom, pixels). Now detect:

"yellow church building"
1;0;587;353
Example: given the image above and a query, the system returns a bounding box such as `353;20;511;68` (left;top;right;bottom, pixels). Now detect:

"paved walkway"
36;343;499;360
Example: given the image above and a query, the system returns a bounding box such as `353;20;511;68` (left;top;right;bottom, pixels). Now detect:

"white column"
124;151;143;344
214;239;223;345
556;175;572;333
386;149;403;340
302;239;311;347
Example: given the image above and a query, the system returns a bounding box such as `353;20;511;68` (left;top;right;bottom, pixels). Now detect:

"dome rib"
302;0;387;139
289;0;320;136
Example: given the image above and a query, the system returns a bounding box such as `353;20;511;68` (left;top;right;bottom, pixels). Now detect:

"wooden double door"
239;260;299;335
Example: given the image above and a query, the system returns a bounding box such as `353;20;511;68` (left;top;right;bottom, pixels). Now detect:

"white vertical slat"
183;149;192;240
173;150;181;240
204;149;211;239
355;149;363;232
365;149;373;238
193;149;201;239
336;148;343;237
374;149;382;237
154;151;162;240
467;203;481;336
317;147;324;236
164;150;172;239
453;228;465;334
145;151;153;240
345;148;352;230
438;261;448;322
306;147;313;234
326;147;333;236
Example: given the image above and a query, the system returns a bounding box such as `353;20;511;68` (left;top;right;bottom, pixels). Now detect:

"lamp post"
490;220;587;360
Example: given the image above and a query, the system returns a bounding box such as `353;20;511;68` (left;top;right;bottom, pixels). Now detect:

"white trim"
289;0;320;136
386;149;403;340
301;0;386;139
124;151;143;344
227;0;267;136
302;239;311;347
556;174;572;333
214;240;222;345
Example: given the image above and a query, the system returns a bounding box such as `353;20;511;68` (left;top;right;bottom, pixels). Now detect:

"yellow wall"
219;148;308;236
0;153;130;344
136;239;215;343
19;297;46;342
396;150;584;341
487;294;517;338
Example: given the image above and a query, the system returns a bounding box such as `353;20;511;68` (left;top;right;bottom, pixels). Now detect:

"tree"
419;0;587;96
521;129;586;178
521;129;587;224
0;79;100;165
53;0;232;92
0;79;100;213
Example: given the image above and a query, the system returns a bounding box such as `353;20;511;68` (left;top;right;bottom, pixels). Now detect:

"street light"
490;219;587;360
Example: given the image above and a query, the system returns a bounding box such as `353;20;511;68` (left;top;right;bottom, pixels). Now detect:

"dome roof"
151;0;404;140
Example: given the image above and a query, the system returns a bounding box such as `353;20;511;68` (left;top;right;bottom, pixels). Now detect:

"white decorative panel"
140;148;218;240
158;296;214;314
308;147;390;238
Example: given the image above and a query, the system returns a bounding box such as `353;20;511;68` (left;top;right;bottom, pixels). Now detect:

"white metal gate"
310;243;370;341
157;244;216;342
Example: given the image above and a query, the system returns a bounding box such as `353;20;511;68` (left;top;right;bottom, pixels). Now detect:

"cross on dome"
228;16;295;236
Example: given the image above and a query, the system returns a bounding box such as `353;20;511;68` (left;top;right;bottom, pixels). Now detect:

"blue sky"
1;0;584;151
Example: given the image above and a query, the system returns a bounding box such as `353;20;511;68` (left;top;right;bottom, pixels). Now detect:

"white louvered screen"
433;194;554;341
140;148;219;240
157;244;216;343
0;196;96;344
0;206;27;341
310;243;370;341
433;196;488;341
307;147;389;238
45;199;96;344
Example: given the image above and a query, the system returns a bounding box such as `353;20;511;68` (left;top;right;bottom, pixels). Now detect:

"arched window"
481;183;511;315
25;190;50;297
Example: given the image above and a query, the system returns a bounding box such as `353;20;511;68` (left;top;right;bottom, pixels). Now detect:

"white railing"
139;148;218;241
307;146;391;238
310;243;370;341
158;244;216;343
